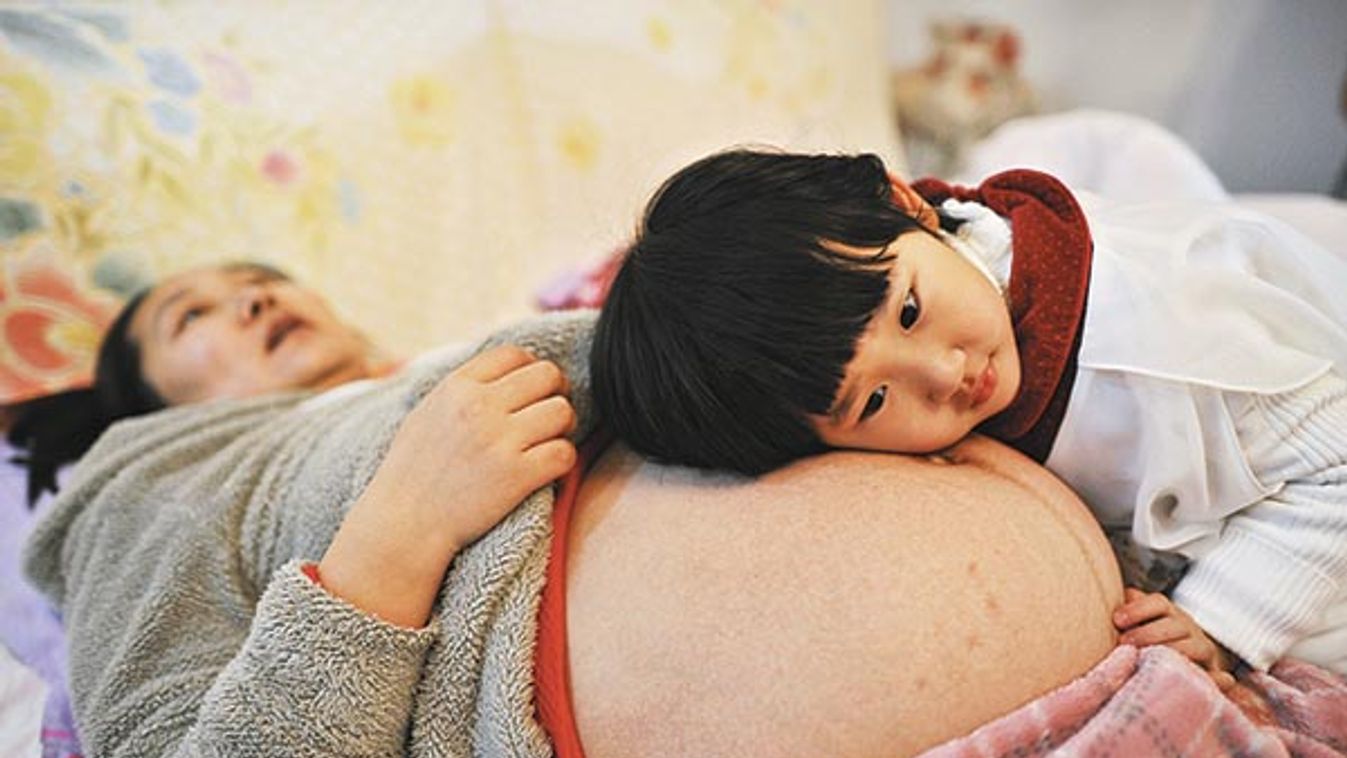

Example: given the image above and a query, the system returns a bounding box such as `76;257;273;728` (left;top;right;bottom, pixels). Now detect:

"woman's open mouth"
265;315;304;352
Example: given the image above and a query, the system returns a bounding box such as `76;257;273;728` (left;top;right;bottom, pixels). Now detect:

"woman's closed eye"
176;306;207;334
860;385;887;422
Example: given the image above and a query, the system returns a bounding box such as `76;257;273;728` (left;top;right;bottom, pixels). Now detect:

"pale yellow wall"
0;0;906;391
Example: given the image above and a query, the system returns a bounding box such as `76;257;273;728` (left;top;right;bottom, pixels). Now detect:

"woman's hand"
363;344;577;551
1114;587;1237;691
318;345;577;627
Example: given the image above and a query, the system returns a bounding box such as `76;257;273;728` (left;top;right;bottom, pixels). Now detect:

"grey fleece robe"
24;310;597;758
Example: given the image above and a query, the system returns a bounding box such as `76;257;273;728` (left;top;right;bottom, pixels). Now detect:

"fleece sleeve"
1171;371;1347;671
184;560;439;756
77;560;438;758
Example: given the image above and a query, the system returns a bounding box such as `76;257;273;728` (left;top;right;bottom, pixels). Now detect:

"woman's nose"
236;285;274;321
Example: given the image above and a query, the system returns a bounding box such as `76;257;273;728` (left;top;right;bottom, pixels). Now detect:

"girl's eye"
860;385;887;421
899;289;921;330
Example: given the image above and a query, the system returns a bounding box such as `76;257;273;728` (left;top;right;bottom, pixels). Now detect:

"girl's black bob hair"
591;149;946;475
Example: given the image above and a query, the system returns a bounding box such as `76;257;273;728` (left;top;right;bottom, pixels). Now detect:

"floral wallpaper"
0;0;902;404
0;6;359;401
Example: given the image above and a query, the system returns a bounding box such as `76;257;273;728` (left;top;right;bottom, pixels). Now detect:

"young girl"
591;149;1347;682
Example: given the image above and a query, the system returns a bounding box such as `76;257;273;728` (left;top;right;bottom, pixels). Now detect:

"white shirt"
944;195;1347;672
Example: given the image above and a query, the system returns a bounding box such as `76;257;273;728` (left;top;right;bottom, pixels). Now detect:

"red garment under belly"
534;433;610;758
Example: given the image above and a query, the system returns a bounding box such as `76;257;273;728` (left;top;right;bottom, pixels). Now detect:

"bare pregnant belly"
566;435;1123;758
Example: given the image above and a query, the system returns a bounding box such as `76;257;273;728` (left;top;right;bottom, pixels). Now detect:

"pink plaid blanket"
920;645;1347;757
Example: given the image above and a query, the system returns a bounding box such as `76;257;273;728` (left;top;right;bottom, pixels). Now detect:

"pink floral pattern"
0;257;116;403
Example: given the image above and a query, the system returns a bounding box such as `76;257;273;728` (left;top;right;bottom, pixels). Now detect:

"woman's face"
129;264;373;406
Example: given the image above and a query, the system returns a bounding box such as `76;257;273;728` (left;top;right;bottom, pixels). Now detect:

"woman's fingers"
457;345;570;416
458;344;538;383
494;358;569;412
511;394;577;448
522;438;579;483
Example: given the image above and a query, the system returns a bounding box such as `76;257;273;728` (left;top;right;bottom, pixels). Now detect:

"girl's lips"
970;361;998;407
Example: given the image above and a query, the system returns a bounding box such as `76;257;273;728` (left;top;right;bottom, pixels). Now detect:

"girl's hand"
318;345;576;627
1114;588;1237;691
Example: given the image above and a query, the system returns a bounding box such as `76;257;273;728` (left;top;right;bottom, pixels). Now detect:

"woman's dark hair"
591;148;936;475
5;261;296;506
7;289;165;506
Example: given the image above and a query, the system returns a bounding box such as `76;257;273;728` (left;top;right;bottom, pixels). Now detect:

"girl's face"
810;231;1021;454
129;264;373;406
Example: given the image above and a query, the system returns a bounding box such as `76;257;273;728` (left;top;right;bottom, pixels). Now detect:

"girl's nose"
915;347;966;401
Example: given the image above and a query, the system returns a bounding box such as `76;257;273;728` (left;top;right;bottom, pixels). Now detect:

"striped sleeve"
1171;370;1347;670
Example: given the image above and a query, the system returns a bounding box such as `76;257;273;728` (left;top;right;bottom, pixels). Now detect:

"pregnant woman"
16;263;1121;757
